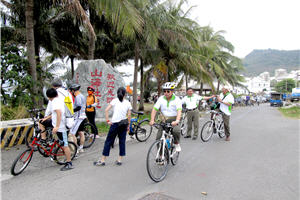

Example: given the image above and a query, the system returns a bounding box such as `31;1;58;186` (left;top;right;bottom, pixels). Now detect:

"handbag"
119;119;129;126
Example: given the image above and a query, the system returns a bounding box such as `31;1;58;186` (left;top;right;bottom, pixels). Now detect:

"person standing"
149;82;182;152
86;86;98;129
182;88;215;140
94;87;132;166
46;88;73;171
217;87;235;141
69;83;86;153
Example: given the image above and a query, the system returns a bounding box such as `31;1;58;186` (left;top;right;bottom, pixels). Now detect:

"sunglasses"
163;90;172;93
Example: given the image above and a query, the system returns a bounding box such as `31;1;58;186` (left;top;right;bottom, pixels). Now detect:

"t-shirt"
154;94;182;117
110;98;132;123
74;93;86;119
50;97;67;132
45;87;73;116
181;94;203;109
219;92;235;116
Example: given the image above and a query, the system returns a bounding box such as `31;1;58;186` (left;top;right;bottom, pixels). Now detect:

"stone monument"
73;59;126;120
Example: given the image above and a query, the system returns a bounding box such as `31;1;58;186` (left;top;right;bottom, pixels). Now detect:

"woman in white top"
94;87;132;166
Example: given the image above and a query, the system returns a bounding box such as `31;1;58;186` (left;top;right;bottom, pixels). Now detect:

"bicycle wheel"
146;140;169;182
81;122;97;149
180;115;187;136
135;120;152;142
37;129;53;157
54;141;77;165
218;121;225;138
11;149;33;176
200;121;214;142
170;146;180;165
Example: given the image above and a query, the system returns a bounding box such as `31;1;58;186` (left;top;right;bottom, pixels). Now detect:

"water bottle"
166;139;171;149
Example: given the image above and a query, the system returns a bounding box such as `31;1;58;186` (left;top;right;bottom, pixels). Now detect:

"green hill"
242;49;300;76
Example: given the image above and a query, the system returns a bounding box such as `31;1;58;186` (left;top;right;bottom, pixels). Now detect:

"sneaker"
93;160;105;166
184;135;191;138
77;148;84;154
175;144;181;152
115;160;122;166
60;163;74;171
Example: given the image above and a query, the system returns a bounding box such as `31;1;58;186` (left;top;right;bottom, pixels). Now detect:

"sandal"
93;160;105;166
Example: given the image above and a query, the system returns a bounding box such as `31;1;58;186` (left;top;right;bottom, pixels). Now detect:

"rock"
73;59;126;119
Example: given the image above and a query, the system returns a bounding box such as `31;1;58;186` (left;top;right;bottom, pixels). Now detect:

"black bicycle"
146;122;180;182
200;110;225;142
129;110;152;142
74;119;97;149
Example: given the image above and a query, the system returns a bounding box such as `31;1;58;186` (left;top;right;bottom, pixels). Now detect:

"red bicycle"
11;109;77;176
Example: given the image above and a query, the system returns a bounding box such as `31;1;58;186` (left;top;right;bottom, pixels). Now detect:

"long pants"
86;111;97;133
102;123;127;156
186;109;199;137
156;118;181;144
222;113;231;137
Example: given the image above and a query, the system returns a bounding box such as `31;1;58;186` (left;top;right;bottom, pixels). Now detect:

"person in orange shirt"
86;86;98;129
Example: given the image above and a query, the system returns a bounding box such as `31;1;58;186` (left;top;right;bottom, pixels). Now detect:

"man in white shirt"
150;82;182;152
46;88;73;171
217;87;235;141
182;88;215;140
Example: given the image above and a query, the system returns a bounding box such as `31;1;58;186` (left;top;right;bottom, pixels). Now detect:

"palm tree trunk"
70;55;75;79
25;0;37;96
88;33;95;60
200;82;203;95
185;75;188;90
132;42;139;110
138;59;144;111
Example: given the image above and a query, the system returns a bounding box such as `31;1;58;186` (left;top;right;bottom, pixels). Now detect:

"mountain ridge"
242;49;300;76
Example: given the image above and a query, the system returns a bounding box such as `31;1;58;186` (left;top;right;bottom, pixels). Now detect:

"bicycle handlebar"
153;122;173;130
28;108;46;113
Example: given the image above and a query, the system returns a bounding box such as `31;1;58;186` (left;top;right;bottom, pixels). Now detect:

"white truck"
291;88;300;102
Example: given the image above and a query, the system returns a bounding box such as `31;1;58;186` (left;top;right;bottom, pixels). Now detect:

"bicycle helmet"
69;83;81;91
51;78;63;87
162;82;176;90
87;86;95;92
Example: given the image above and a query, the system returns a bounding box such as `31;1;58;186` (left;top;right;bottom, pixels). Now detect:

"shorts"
70;118;86;135
56;131;68;147
40;118;53;128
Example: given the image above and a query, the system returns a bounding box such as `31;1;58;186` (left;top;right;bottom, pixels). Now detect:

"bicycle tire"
135;119;152;142
37;129;53;157
54;141;77;165
146;140;169;182
180;115;187;136
218;121;225;138
77;122;97;149
200;121;214;142
170;146;179;165
11;148;33;176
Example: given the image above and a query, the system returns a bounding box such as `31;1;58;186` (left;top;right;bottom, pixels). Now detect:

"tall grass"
1;105;30;121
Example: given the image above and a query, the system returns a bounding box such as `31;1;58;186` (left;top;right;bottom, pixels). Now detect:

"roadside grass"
278;106;300;119
96;102;154;135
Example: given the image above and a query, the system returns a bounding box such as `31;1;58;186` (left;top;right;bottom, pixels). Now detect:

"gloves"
87;105;92;108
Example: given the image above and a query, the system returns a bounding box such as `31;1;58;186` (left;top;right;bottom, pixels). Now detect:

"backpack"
58;90;75;129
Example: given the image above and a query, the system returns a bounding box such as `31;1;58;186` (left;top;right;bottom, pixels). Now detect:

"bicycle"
200;110;225;142
180;108;187;136
11;128;77;176
146;122;180;182
129;110;153;142
74;119;97;149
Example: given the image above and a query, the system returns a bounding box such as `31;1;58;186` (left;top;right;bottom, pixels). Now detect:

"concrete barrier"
0;119;33;149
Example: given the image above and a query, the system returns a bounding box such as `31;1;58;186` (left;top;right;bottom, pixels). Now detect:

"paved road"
1;104;299;200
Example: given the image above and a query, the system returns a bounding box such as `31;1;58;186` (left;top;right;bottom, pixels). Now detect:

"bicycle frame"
30;136;64;157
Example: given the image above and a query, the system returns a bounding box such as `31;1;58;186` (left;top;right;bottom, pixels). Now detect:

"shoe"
95;135;100;139
93;160;105;166
225;136;230;141
184;135;191;138
192;137;197;140
175;144;181;152
77;148;84;154
115;160;122;166
60;163;74;171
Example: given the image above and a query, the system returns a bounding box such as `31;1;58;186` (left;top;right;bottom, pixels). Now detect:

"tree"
275;79;295;93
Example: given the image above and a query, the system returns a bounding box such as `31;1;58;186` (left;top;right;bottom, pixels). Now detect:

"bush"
1;105;30;121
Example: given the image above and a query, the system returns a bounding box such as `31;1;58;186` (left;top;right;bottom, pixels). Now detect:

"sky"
183;0;300;58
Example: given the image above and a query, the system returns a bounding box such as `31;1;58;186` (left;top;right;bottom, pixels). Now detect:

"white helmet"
162;82;176;90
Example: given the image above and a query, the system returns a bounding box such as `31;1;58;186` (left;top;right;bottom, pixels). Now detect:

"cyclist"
46;88;73;171
216;87;234;141
39;78;73;146
85;86;98;130
181;88;215;140
149;82;182;152
69;83;86;153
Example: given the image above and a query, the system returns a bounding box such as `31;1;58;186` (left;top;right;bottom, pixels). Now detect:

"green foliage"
0;44;35;107
275;79;296;93
243;49;300;76
1;104;30;121
278;106;300;119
